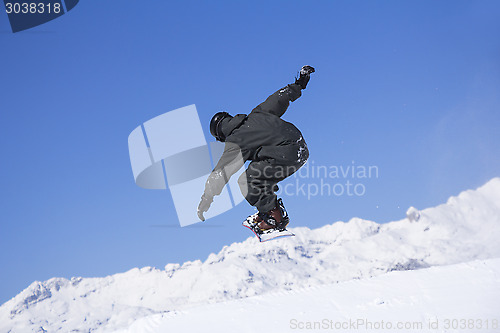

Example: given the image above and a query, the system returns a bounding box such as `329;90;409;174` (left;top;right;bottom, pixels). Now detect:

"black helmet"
210;111;232;142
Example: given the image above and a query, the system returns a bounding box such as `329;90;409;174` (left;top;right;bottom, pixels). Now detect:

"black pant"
238;148;307;213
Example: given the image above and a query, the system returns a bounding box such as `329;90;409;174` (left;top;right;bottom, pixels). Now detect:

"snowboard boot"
295;65;315;89
257;198;290;231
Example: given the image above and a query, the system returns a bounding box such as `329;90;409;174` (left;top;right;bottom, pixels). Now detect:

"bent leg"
238;159;304;213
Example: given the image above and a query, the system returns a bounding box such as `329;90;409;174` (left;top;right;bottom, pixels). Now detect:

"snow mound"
406;206;421;222
1;178;500;332
115;258;500;333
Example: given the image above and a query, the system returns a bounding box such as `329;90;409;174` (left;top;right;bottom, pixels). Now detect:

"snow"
406;206;421;222
1;177;500;332
115;259;500;333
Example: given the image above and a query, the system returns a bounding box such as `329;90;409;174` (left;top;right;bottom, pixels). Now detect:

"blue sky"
1;0;499;304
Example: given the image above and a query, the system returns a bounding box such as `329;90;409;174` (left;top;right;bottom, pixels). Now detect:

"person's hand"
197;194;213;221
300;65;315;76
295;65;315;89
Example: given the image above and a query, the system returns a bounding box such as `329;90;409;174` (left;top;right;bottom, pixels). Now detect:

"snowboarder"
197;65;315;234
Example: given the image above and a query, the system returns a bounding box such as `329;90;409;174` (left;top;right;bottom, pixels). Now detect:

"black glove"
300;65;315;75
295;65;315;89
197;194;213;221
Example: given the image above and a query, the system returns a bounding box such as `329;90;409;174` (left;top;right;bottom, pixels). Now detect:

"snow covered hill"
114;258;500;333
1;178;500;333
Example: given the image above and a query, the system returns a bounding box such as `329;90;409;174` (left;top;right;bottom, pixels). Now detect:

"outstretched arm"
197;142;247;221
250;65;315;118
250;84;302;118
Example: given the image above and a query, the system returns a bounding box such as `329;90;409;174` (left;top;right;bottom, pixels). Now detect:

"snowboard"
242;213;295;242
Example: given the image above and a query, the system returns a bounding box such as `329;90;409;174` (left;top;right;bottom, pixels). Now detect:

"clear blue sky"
1;1;499;304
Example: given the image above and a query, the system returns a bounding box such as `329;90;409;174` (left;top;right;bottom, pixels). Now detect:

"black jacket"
204;84;307;198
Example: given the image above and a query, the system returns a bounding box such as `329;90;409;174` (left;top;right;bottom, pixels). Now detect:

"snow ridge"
1;178;500;333
117;258;500;333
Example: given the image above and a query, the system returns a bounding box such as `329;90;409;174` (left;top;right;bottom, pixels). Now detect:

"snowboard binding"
242;199;294;242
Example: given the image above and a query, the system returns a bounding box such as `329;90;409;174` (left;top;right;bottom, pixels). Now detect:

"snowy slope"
115;258;500;333
1;178;500;333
